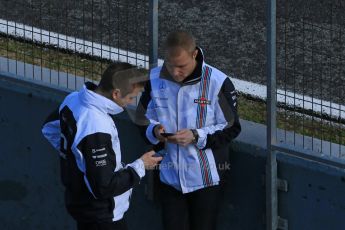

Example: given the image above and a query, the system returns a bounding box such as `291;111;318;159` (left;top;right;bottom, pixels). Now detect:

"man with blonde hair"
136;30;241;230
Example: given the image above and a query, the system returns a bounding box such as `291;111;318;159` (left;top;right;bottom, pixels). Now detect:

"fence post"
149;0;158;69
266;0;278;229
146;0;159;201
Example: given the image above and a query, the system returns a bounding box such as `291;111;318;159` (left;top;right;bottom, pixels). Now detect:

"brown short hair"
164;30;196;54
98;62;148;96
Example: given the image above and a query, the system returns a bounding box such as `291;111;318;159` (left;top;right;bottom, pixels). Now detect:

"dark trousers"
77;219;127;230
160;182;223;230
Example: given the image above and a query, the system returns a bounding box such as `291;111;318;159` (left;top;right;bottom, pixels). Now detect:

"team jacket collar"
79;82;124;115
160;47;204;85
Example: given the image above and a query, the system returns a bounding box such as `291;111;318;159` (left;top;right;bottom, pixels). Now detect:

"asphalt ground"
0;0;344;105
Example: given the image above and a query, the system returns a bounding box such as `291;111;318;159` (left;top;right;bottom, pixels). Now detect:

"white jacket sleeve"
41;109;61;151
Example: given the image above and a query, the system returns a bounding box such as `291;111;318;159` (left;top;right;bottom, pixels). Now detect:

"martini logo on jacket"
194;97;211;105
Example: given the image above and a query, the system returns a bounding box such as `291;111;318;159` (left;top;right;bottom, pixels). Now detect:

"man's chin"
173;76;185;82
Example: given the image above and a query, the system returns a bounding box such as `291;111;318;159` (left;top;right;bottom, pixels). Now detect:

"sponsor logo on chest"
95;159;107;167
194;97;211;105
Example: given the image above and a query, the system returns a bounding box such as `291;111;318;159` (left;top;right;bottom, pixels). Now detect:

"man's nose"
172;68;180;77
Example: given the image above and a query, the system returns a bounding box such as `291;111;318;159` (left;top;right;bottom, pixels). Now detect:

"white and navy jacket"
42;82;145;222
136;48;241;193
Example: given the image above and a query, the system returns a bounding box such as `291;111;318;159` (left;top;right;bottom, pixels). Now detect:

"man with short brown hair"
42;62;162;230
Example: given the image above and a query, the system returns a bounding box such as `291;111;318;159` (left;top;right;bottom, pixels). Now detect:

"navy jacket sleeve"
77;132;141;199
135;81;164;151
204;77;241;149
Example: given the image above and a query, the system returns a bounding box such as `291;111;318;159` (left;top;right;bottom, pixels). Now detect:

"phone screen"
161;132;175;137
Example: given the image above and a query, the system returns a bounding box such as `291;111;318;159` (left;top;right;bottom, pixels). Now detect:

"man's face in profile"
114;86;143;108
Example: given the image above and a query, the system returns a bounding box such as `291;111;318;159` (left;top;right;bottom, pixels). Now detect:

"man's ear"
192;49;198;59
111;89;121;100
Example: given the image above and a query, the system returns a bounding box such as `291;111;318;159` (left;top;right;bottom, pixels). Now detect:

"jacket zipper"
176;87;181;188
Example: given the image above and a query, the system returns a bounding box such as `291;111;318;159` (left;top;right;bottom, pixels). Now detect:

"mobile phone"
153;150;166;157
161;132;175;137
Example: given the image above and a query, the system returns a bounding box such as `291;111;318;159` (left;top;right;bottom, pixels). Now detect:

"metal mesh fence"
0;0;150;90
276;0;345;157
0;0;344;157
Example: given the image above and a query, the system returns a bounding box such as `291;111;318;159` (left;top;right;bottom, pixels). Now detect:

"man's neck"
94;87;112;100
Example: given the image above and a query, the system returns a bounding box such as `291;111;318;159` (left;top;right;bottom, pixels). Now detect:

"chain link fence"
0;0;150;90
275;0;345;158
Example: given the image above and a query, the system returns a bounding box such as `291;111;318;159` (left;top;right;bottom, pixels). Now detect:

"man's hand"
154;124;167;142
140;151;162;169
167;129;195;147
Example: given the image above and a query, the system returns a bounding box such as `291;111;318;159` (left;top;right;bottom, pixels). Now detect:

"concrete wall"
1;73;345;230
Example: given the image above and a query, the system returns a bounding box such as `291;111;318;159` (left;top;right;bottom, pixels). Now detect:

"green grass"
1;35;344;146
0;36;111;81
239;96;345;144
